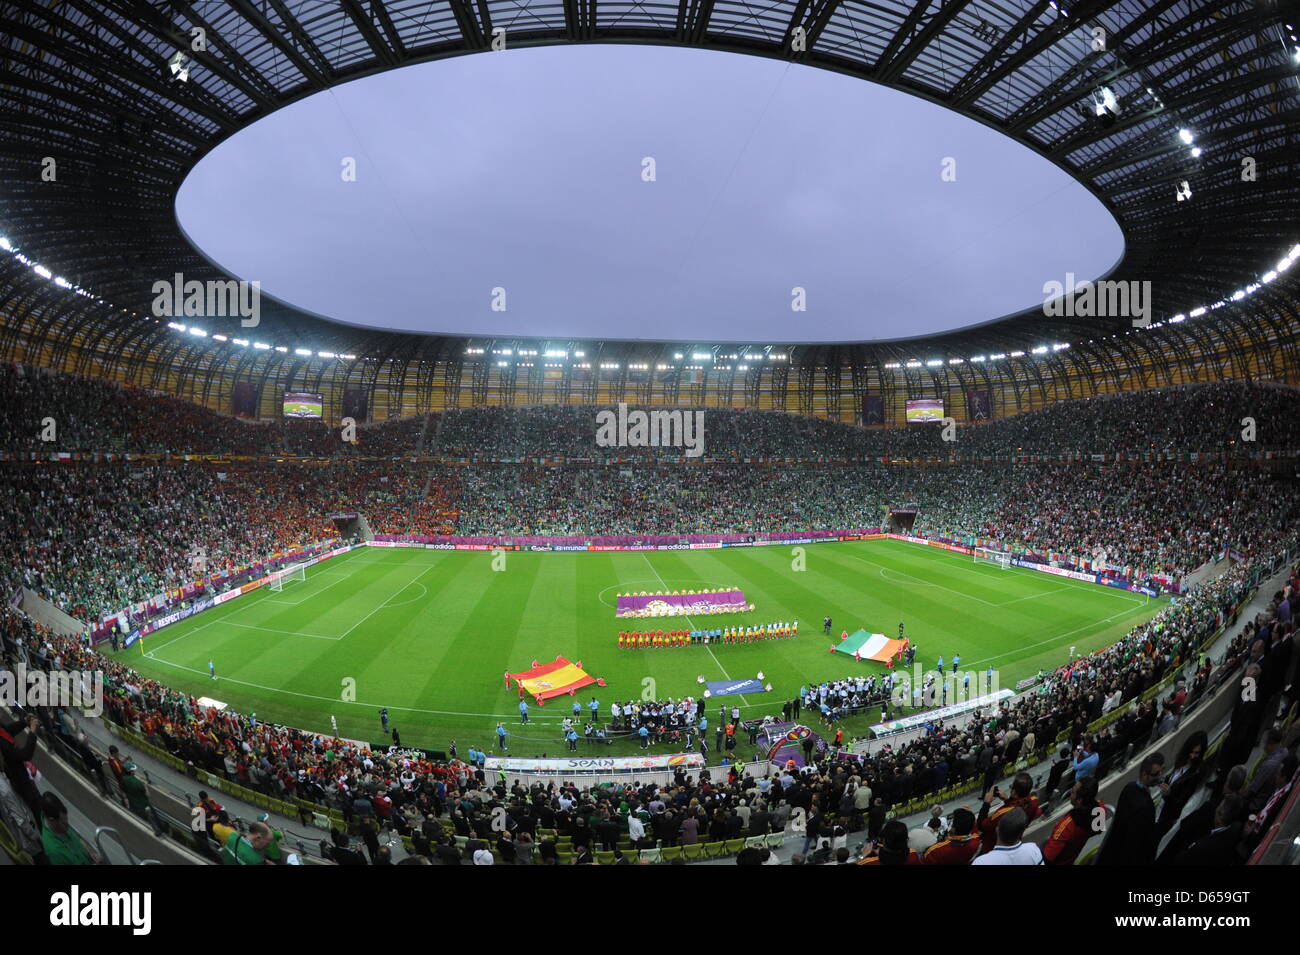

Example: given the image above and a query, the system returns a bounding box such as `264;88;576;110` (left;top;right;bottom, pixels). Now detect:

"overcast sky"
177;43;1123;344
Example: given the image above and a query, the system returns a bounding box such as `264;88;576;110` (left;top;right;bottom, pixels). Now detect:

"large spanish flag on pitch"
835;629;904;662
509;656;605;703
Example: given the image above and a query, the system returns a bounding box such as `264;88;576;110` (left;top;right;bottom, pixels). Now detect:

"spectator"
1096;753;1166;866
39;792;101;865
971;808;1042;865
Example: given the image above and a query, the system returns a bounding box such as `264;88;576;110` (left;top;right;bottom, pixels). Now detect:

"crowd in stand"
425;383;1300;460
445;461;1295;579
0;363;433;457
7;364;1300;461
1;452;1293;624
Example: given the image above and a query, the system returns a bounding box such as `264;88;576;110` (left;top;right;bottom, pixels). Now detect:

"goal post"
269;563;308;591
974;547;1012;570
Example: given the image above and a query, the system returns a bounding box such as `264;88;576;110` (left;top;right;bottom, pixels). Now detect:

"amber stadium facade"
1;0;1297;425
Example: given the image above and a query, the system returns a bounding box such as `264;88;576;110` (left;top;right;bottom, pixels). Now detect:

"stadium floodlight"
1169;314;1185;323
274;346;288;352
673;353;684;360
168;51;189;82
948;358;963;364
1032;345;1048;354
692;352;710;360
1010;350;1025;357
53;275;71;288
167;322;186;331
318;351;335;358
1189;306;1207;317
0;237;11;252
294;348;311;356
212;334;227;342
926;359;942;367
189;326;206;336
1092;87;1119;127
232;338;249;346
883;362;900;369
1178;128;1194;145
970;355;986;363
33;264;51;279
1290;244;1300;259
1052;343;1070;351
574;351;585;357
905;361;922;368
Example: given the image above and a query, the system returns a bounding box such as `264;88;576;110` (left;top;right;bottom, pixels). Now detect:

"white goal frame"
974;547;1012;570
269;563;308;591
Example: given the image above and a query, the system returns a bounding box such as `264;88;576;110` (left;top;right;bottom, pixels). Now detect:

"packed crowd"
3;453;1292;625
7;365;1300;461
428;384;1300;460
0;363;434;457
0;461;459;621
446;461;1294;579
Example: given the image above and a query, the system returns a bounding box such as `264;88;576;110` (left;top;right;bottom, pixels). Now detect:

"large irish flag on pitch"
509;656;605;703
835;629;904;662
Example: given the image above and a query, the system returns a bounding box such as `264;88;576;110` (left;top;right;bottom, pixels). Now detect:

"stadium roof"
1;0;1298;375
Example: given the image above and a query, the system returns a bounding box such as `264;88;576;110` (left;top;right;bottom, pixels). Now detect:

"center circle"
177;44;1122;343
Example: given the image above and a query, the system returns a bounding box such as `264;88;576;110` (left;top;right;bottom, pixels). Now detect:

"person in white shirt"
971;808;1043;865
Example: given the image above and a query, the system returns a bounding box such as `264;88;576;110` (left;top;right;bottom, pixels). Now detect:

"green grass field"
114;539;1166;756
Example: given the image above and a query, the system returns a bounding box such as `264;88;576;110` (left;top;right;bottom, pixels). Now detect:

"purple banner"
373;528;880;547
615;589;749;618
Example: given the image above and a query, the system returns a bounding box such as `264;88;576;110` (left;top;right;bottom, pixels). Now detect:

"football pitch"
118;539;1167;756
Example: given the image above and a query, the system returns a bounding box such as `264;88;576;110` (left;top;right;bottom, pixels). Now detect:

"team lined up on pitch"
617;621;798;648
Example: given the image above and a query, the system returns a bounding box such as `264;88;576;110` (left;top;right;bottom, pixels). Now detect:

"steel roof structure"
1;0;1298;411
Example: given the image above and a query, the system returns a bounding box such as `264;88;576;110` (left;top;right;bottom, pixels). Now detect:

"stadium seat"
744;834;767;849
723;838;745;855
0;818;33;865
766;831;785;848
658;846;682;862
557;850;574;865
700;841;724;859
637;847;661;864
596;850;616;865
681;843;703;860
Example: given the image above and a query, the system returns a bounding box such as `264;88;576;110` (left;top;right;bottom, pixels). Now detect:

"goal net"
974;547;1012;570
269;563;308;591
